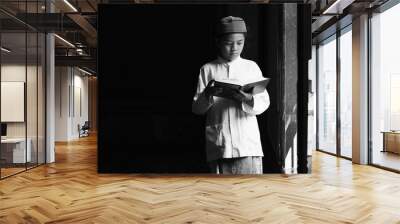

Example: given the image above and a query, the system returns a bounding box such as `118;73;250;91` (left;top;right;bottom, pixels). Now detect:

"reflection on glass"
371;4;400;171
0;1;47;179
27;0;38;170
38;32;46;165
340;29;352;158
390;76;400;130
318;36;337;154
308;46;317;155
1;32;27;177
27;31;38;169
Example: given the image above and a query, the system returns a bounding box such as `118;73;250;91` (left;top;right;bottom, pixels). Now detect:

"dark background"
98;4;298;173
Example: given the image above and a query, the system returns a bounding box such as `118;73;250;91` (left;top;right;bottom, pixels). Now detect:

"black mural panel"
98;4;311;173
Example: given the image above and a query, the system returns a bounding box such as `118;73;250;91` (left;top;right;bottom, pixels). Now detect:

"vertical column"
282;3;298;174
352;14;369;164
46;0;55;163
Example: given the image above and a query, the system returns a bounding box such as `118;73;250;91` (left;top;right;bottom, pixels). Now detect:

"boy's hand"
232;89;254;105
204;80;223;98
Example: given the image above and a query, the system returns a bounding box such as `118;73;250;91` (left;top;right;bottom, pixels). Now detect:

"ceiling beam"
67;13;97;40
51;0;97;47
55;55;96;71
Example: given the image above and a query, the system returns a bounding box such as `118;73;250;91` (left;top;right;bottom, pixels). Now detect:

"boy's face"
218;33;245;62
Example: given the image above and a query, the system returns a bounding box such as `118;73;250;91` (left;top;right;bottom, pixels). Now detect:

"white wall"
55;66;89;141
1;65;26;131
72;72;89;138
1;63;46;164
55;66;70;141
1;82;25;122
1;65;42;137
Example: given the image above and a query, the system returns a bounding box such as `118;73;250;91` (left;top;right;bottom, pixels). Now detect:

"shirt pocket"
205;124;224;146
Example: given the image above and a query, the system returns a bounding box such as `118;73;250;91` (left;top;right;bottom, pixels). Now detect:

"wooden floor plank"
1;134;400;223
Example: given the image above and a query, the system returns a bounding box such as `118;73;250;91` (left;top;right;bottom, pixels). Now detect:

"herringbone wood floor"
1;134;400;224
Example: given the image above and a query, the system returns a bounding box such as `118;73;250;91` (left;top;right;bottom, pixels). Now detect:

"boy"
192;16;270;174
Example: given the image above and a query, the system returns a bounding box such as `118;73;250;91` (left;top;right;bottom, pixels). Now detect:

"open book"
211;77;270;99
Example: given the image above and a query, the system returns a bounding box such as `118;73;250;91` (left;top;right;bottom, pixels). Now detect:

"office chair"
79;121;90;138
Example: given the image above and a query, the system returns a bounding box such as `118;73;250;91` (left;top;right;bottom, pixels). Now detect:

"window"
317;35;337;155
370;3;400;171
339;27;352;158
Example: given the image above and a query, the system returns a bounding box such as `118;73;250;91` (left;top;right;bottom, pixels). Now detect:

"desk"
382;131;400;154
1;138;32;163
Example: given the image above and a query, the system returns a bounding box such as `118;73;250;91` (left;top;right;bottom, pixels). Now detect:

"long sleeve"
241;89;270;115
192;68;214;115
241;62;270;115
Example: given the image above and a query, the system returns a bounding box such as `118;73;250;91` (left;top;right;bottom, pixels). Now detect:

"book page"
214;78;243;86
214;77;267;86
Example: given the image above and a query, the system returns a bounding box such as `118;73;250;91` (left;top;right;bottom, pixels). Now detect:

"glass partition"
27;30;38;169
1;31;28;177
38;32;45;165
0;1;46;179
25;0;44;169
308;46;317;154
370;3;400;171
317;35;337;155
37;0;46;166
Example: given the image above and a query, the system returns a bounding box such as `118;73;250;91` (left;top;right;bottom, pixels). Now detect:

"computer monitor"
1;123;7;138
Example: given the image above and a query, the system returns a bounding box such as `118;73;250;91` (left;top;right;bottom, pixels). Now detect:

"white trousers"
209;156;263;174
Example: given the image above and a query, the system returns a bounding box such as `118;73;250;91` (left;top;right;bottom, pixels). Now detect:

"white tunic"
192;56;270;162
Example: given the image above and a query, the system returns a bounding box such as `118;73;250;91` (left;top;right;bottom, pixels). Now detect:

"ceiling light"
1;47;11;53
63;0;78;12
322;0;354;15
54;34;75;48
78;67;92;76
